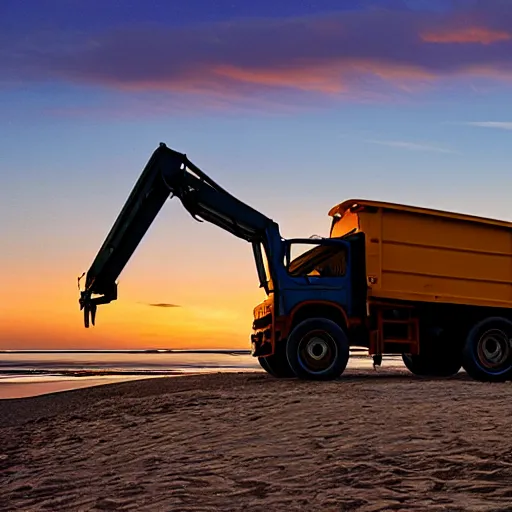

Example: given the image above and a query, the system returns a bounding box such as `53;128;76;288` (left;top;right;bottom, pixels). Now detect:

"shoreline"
0;374;172;401
0;352;398;400
0;369;263;400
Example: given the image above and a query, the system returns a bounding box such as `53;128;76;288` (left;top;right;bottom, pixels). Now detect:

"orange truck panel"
329;199;512;309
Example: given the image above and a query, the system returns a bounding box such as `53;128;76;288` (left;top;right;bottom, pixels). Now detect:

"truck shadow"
256;370;478;383
335;371;473;382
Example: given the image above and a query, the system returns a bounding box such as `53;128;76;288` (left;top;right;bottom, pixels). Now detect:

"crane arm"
79;143;276;327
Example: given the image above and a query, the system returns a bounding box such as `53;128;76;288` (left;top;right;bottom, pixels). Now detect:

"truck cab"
250;230;368;379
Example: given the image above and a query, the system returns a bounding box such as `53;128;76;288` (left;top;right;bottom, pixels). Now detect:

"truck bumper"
250;328;273;357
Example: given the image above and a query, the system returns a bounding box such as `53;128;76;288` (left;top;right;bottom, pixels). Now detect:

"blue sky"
1;0;512;348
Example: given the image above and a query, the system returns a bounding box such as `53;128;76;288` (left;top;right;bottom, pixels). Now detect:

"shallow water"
0;350;404;399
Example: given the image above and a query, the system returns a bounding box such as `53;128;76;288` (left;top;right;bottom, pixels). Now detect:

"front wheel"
286;318;349;380
258;343;295;378
462;317;512;382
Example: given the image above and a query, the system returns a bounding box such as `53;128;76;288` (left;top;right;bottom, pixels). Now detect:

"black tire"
286;318;349;380
462;317;512;382
402;352;461;377
402;325;462;377
402;351;462;377
258;355;273;374
258;343;296;378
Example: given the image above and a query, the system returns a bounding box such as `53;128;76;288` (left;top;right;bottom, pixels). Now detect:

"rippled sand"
2;369;512;511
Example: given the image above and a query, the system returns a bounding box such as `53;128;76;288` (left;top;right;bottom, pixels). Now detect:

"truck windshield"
288;242;347;278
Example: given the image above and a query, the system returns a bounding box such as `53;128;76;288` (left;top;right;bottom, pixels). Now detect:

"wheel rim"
477;328;511;370
297;330;338;374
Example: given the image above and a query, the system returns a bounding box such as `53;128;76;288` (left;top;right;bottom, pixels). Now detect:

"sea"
0;349;404;399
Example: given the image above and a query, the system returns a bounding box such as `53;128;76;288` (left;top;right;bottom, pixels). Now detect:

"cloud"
465;121;512;130
146;303;181;308
365;139;457;153
421;27;511;45
2;0;512;105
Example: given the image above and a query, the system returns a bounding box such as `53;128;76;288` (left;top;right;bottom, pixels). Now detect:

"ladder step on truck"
370;303;420;356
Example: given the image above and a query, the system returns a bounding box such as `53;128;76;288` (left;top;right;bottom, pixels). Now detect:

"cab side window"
288;243;347;278
316;250;346;277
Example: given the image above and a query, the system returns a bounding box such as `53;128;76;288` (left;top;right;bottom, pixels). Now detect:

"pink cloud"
3;1;512;107
421;26;511;45
213;64;348;94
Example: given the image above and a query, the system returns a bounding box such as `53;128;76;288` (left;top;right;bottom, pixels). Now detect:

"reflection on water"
0;350;403;399
0;375;163;400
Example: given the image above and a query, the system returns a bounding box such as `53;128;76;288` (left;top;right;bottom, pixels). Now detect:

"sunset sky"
2;0;512;349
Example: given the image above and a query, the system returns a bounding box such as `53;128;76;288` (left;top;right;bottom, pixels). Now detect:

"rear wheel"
402;326;462;377
402;352;461;377
258;343;295;378
462;317;512;382
286;318;349;380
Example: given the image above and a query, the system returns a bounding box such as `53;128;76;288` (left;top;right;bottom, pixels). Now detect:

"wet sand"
2;368;512;511
0;376;168;400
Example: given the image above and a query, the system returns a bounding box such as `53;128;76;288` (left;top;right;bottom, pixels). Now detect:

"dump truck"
79;144;512;382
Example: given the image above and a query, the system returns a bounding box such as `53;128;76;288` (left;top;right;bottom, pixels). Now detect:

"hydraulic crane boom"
79;143;277;328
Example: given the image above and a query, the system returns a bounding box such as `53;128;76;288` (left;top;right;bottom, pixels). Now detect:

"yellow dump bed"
329;199;512;309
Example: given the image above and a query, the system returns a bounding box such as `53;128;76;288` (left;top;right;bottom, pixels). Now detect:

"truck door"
284;232;367;318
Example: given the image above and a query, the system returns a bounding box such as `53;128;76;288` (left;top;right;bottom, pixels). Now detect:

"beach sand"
2;368;512;511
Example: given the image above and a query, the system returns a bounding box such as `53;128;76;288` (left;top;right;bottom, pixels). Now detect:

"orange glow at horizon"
0;283;265;350
0;232;268;350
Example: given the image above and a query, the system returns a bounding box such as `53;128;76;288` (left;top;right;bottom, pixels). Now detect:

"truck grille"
252;313;272;330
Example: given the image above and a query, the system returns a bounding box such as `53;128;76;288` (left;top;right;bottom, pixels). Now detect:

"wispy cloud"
465;121;512;130
145;303;181;308
365;139;457;154
2;0;512;106
421;26;511;45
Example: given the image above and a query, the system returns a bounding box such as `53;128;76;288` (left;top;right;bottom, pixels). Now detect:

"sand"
2;368;512;511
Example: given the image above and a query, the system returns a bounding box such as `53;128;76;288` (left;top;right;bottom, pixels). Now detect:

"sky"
1;0;512;350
